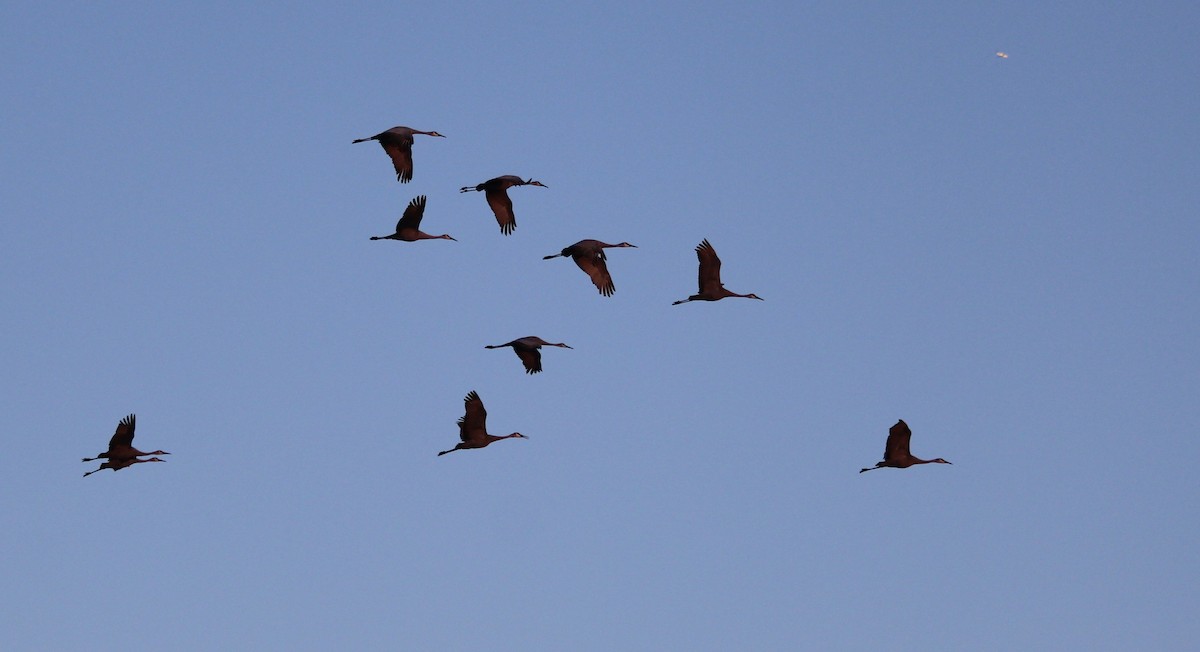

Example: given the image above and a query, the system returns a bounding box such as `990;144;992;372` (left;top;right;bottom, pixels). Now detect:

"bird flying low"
459;175;547;235
543;239;637;297
438;391;527;456
369;195;456;242
352;125;445;183
859;420;951;473
485;336;573;374
82;414;170;477
672;239;763;305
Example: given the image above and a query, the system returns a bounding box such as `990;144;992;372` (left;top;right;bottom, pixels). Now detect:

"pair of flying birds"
82;414;169;477
443;402;953;468
430;393;955;468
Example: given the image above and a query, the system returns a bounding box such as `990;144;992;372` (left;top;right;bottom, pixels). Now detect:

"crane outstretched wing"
395;195;427;232
109;413;136;448
695;239;724;293
574;251;614;297
513;345;543;374
883;419;912;461
379;132;415;183
485;189;516;235
459;391;489;442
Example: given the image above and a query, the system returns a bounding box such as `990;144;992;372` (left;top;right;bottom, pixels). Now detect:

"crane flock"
672;239;763;305
81;122;953;475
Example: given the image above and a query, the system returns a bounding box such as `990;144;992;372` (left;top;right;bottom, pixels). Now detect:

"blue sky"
2;2;1197;649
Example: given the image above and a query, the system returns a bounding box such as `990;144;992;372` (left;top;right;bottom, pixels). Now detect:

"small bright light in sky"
996;51;1009;58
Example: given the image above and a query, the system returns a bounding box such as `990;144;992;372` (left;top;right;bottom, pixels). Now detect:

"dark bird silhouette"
84;456;166;478
459;175;547;235
485;336;572;374
543;239;637;297
438;391;527;456
860;419;952;473
672;239;763;305
82;414;170;462
369;195;456;242
352;126;445;183
82;414;169;477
